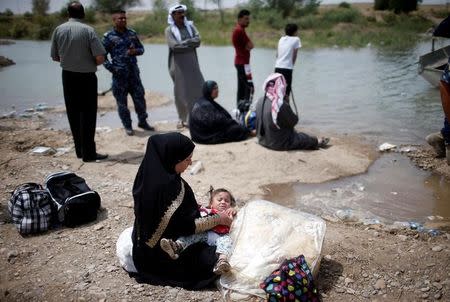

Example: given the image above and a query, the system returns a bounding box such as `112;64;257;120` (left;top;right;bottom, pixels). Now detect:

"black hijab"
202;80;217;102
189;81;249;144
201;80;232;118
132;133;195;241
131;133;219;289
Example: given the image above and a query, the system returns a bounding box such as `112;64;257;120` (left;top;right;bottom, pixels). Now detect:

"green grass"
0;4;439;50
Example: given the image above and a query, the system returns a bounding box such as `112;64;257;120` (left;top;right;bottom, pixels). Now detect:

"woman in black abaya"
189;80;252;144
132;132;232;289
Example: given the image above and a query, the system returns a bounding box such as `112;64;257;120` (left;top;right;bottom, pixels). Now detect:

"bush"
338;2;351;9
133;13;166;38
298;14;318;30
430;8;450;19
295;0;320;17
322;7;361;24
0;10;13;23
258;9;284;29
376;0;418;14
366;15;376;23
389;0;417;14
374;0;389;11
9;21;30;38
180;0;198;21
84;6;96;23
247;0;264;14
3;9;14;16
382;12;397;25
32;15;59;39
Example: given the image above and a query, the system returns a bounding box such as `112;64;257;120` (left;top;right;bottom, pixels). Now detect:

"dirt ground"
0;97;449;301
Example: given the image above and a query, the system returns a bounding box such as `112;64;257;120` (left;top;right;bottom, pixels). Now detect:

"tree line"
5;0;424;17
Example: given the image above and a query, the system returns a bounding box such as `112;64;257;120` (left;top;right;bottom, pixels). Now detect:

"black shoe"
83;153;108;162
138;121;155;131
125;127;134;136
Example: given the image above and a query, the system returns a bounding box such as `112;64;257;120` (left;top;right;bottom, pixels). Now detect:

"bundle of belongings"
8;171;101;235
217;200;326;301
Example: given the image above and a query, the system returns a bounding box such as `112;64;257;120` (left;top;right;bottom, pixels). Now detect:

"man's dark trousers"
62;70;98;161
235;64;253;112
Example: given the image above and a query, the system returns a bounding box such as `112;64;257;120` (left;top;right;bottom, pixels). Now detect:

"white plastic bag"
218;200;326;301
116;226;137;273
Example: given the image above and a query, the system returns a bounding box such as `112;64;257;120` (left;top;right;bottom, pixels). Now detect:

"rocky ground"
0;109;449;301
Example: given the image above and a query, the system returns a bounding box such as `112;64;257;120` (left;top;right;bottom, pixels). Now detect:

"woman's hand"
225;208;237;218
217;211;233;226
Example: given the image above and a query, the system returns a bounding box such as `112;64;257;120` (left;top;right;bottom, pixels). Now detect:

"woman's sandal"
213;257;231;275
160;238;181;260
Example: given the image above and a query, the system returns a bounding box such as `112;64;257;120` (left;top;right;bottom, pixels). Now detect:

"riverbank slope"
0;100;449;301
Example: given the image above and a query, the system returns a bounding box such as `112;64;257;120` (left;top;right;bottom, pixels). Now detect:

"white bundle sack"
219;200;326;301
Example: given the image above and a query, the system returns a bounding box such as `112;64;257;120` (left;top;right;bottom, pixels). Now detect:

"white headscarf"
262;73;287;129
167;4;194;42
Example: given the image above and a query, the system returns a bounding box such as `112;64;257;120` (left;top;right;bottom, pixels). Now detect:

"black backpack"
8;183;55;235
45;172;101;227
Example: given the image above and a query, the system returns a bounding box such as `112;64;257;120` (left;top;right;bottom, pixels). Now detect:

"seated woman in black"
189;80;252;144
255;73;329;151
132;132;232;289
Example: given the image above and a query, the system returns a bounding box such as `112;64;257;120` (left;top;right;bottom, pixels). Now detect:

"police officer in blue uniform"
103;10;154;136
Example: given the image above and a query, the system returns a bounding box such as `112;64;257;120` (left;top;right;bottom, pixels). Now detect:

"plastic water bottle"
189;161;203;175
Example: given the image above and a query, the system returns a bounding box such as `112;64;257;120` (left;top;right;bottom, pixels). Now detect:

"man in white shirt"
274;23;301;100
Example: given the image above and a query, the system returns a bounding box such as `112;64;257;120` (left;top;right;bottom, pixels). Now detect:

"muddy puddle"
260;153;450;229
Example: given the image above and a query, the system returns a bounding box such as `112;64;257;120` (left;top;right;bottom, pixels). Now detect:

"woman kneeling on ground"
189;80;254;144
255;73;329;151
131;132;232;289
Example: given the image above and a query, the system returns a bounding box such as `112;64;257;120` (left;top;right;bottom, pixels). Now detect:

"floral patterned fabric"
260;255;319;302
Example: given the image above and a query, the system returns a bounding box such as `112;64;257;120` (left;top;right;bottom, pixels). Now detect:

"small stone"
335;287;345;293
344;277;354;285
346;288;356;294
432;246;443;252
421;292;429;299
434;292;442;300
324;254;332;261
390;281;400;287
94;225;104;231
397;235;408;241
432;282;443;290
7;250;18;261
374;279;386;290
420;287;430;292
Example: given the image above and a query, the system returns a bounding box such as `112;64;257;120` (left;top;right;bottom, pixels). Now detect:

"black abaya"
189;81;250;144
131;133;218;289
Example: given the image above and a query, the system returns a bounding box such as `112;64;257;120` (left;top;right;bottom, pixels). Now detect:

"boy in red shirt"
232;9;254;114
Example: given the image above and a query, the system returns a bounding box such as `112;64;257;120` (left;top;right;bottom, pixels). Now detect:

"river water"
1;39;449;225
